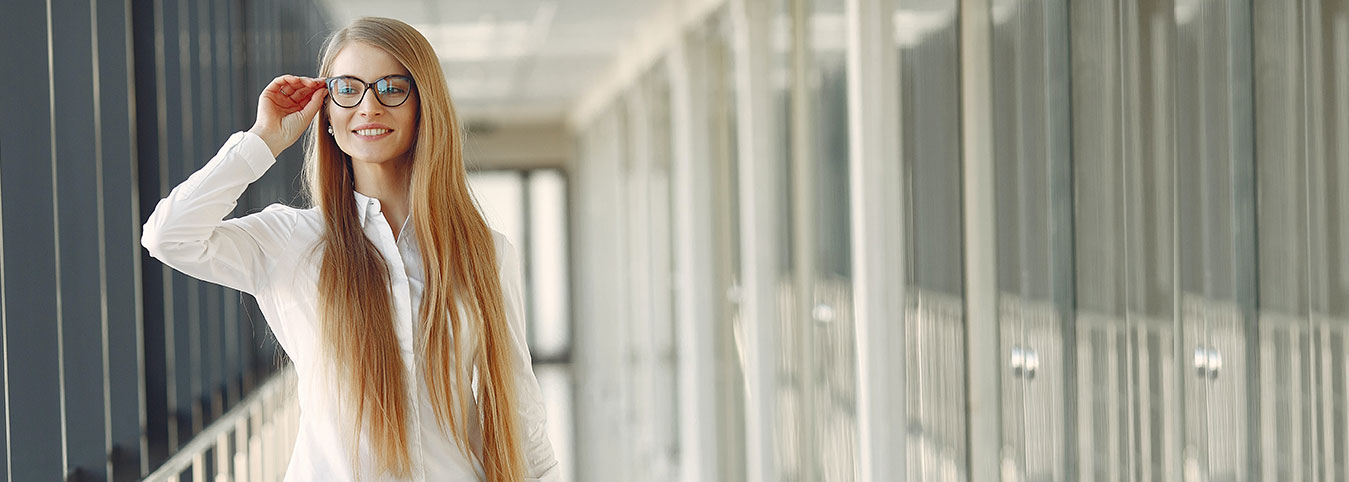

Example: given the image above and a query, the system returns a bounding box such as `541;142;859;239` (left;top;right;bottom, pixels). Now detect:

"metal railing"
142;366;299;482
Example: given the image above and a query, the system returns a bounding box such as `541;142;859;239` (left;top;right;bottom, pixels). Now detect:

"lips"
354;128;392;136
349;124;394;139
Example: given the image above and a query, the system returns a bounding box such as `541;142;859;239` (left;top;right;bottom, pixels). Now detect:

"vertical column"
668;34;720;482
731;0;784;480
961;0;1000;480
843;0;903;478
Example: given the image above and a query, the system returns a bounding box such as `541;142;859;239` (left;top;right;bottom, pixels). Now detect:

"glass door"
1174;1;1257;480
990;0;1074;480
892;1;967;480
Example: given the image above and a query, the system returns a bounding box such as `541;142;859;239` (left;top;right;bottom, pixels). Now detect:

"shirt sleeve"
141;131;298;295
496;233;563;482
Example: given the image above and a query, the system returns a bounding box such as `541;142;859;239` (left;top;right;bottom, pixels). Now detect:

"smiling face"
325;42;419;167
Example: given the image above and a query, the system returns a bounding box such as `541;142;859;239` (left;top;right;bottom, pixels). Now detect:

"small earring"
327;126;334;135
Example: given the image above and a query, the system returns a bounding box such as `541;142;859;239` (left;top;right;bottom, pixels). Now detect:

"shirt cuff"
233;131;278;178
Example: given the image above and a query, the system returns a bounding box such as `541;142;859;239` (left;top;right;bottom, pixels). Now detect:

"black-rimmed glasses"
325;75;415;108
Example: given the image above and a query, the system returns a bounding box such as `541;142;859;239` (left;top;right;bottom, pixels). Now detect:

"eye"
376;81;406;94
329;78;364;94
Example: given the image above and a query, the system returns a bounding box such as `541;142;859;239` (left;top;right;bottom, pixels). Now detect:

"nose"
355;88;386;117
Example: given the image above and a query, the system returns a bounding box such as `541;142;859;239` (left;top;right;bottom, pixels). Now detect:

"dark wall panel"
160;0;198;450
131;0;170;471
0;0;326;476
96;0;147;478
52;0;114;478
0;0;68;479
130;0;330;472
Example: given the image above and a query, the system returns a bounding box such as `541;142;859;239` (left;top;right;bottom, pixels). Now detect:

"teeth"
355;128;391;136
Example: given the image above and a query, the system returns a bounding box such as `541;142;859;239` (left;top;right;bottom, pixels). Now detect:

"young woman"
142;17;559;482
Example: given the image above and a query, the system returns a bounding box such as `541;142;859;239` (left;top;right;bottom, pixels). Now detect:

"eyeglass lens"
327;75;412;108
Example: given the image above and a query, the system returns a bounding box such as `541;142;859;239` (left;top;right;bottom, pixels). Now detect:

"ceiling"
320;0;667;125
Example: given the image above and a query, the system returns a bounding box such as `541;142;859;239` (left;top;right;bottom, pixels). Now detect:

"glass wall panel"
528;170;573;359
634;65;680;478
535;364;575;481
1316;3;1349;477
466;168;577;480
571;105;635;481
990;0;1073;480
1173;1;1257;480
1252;3;1313;477
690;10;750;481
767;0;801;479
468;172;525;245
803;0;856;481
893;1;965;481
1254;0;1349;479
1070;1;1179;480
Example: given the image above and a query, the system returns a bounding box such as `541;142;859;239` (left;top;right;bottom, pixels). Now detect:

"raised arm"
141;75;327;294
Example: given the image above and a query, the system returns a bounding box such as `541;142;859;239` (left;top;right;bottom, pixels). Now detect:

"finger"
262;80;297;109
288;85;317;103
270;75;314;94
280;77;306;96
300;89;327;119
260;75;324;112
273;79;319;106
287;78;327;99
262;75;294;94
290;75;324;88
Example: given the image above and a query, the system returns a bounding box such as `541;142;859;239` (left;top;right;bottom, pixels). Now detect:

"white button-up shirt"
142;131;561;481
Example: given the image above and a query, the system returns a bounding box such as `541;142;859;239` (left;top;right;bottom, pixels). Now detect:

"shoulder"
251;202;316;218
228;202;301;232
229;203;324;253
490;229;513;254
490;229;520;273
244;203;322;233
491;228;514;258
255;202;300;219
260;203;323;223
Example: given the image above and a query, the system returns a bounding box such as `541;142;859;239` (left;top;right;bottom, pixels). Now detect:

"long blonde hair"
301;17;524;481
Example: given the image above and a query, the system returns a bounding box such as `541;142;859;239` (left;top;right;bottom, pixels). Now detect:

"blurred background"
0;0;1346;481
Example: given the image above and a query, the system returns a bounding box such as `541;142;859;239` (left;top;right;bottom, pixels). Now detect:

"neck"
348;156;410;209
352;157;413;237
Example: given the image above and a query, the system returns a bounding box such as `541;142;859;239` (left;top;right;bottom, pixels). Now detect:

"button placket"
399;234;429;481
372;198;423;477
366;199;427;479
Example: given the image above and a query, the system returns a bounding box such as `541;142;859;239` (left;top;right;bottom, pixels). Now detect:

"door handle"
1024;348;1039;380
1193;346;1222;379
1009;346;1039;380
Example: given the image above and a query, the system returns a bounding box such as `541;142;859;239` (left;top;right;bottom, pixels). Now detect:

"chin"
350;154;399;165
350;147;413;165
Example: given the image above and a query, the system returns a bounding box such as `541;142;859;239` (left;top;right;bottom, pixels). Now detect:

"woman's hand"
247;75;327;158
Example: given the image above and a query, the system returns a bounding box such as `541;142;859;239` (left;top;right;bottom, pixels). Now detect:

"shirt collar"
352;190;379;229
351;190;416;236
